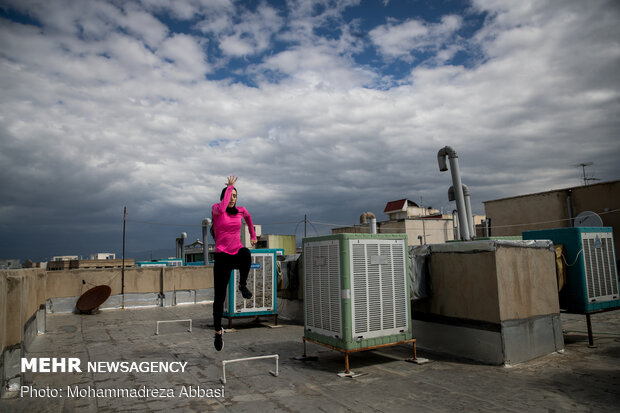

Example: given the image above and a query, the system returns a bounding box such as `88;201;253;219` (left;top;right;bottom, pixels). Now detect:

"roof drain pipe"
438;146;471;241
360;212;377;234
449;184;475;239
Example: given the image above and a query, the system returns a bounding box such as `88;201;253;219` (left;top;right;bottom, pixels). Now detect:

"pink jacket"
212;185;257;255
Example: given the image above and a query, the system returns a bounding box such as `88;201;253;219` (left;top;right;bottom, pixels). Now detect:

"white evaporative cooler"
303;233;412;351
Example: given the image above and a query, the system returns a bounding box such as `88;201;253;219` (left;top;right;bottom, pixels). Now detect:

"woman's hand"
251;239;257;247
226;176;238;186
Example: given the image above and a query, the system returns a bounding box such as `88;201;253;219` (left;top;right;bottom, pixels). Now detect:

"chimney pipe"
176;232;187;261
360;212;377;234
438;146;471;240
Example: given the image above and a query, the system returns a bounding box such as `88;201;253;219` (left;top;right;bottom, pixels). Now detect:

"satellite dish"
76;285;111;314
573;211;603;227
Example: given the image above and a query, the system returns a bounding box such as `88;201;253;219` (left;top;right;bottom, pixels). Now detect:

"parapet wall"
0;265;213;396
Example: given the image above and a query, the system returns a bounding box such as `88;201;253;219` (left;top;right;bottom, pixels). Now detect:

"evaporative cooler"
222;248;278;327
523;227;619;313
302;234;413;371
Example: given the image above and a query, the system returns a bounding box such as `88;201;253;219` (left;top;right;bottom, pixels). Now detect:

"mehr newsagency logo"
20;357;225;399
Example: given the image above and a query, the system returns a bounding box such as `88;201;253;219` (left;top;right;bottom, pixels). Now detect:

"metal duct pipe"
359;212;376;224
176;232;187;260
448;184;474;239
462;184;475;238
202;218;212;263
452;210;459;240
360;212;377;234
439;145;470;240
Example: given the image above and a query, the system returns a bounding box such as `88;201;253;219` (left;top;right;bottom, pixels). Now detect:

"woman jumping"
211;175;257;351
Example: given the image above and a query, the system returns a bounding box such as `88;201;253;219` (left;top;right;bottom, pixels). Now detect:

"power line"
125;208;620;234
308;220;349;227
486;208;619;230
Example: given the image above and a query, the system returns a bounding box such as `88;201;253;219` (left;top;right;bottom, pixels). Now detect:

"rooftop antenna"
574;162;599;186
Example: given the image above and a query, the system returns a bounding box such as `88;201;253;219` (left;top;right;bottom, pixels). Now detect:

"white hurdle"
220;354;279;384
155;319;192;335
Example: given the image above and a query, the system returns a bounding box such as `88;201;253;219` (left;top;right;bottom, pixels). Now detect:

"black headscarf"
220;186;239;215
211;186;239;242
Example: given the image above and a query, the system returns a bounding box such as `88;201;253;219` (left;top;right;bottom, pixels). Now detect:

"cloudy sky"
1;0;619;261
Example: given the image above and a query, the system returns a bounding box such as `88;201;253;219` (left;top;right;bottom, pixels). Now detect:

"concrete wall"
412;241;563;365
45;266;212;298
495;247;559;321
414;243;559;322
1;266;213;353
1;269;47;396
415;251;500;323
484;180;620;256
0;270;47;350
1;265;214;396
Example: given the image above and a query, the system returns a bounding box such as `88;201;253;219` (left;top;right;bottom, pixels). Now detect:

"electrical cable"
561;249;584;267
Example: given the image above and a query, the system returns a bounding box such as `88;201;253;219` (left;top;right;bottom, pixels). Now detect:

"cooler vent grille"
582;233;619;302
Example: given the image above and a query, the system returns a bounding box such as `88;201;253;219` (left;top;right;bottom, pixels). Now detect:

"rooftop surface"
2;304;620;412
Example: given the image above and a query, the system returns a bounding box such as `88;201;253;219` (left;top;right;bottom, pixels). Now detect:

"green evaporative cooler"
522;227;619;313
303;233;412;351
223;249;278;319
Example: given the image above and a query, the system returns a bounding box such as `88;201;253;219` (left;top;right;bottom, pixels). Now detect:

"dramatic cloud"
0;0;618;260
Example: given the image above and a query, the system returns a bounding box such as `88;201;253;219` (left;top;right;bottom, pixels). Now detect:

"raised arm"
213;176;237;216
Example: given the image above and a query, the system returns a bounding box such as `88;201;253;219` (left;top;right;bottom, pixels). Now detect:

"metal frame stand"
155;319;192;335
302;337;417;375
224;314;278;329
220;354;279;384
584;307;620;347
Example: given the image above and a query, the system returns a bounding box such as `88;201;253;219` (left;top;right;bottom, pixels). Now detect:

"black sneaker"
239;285;253;300
214;332;223;351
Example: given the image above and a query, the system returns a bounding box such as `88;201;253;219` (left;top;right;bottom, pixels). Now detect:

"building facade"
332;198;485;245
483;180;619;256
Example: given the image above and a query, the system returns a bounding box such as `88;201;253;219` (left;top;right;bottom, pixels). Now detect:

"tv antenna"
573;162;599;186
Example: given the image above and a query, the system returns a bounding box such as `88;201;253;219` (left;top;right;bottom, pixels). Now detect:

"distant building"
384;199;440;220
0;259;20;270
184;239;205;263
47;258;134;271
52;255;78;261
89;253;116;260
256;234;296;255
22;260;46;269
186;231;296;264
241;223;262;248
484;179;620;257
332;198;485;245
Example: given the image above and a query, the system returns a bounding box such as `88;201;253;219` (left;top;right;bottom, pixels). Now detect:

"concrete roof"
2;304;620;412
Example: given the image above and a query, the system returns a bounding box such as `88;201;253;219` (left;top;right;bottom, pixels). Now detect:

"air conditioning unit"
223;249;278;327
303;234;412;351
523;227;619;313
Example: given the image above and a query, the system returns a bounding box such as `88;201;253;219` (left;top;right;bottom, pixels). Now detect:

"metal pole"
122;206;126;308
202;219;211;264
304;214;307;238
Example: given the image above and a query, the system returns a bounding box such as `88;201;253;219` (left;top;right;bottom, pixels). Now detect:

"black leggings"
213;247;251;332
